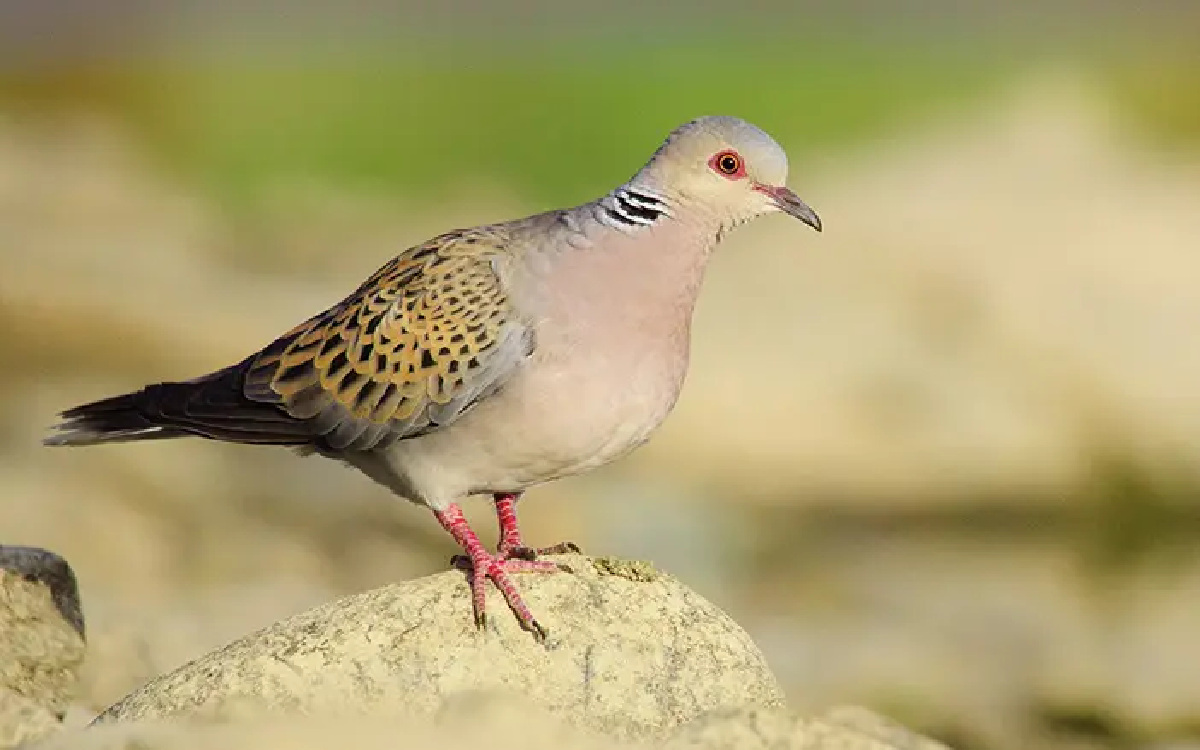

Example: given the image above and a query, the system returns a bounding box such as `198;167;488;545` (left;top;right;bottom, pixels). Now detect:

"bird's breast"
406;221;715;493
502;240;702;478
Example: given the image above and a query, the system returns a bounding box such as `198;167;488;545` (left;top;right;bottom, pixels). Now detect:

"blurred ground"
1;7;1199;749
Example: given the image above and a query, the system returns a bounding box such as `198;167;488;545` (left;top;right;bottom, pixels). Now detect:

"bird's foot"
502;540;583;563
449;551;562;641
438;501;571;641
492;492;583;563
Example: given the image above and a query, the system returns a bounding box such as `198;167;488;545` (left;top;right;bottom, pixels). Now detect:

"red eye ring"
709;150;745;179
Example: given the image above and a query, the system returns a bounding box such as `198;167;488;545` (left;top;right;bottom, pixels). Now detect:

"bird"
43;115;822;641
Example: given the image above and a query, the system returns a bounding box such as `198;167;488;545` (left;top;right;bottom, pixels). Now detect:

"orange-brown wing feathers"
243;228;533;451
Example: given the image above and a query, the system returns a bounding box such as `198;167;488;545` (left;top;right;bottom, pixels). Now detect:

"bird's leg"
492;492;582;561
493;492;526;558
435;503;560;640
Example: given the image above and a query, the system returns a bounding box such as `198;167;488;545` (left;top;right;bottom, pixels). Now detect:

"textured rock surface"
666;705;953;749
37;698;952;750
77;580;338;714
0;691;62;750
41;691;625;750
0;546;87;748
95;555;784;740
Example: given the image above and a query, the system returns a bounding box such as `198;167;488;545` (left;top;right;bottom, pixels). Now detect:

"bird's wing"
241;226;534;451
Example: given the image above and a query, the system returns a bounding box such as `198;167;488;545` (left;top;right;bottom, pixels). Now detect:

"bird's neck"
579;185;720;309
513;187;720;314
586;182;677;233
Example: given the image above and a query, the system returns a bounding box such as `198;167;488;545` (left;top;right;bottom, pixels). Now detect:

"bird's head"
633;115;822;234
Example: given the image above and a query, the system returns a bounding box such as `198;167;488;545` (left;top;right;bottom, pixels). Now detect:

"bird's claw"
472;609;547;642
506;545;539;562
451;549;561;641
503;541;583;562
539;541;584;556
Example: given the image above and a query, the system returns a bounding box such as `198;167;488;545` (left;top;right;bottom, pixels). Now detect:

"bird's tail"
43;387;193;446
44;360;310;448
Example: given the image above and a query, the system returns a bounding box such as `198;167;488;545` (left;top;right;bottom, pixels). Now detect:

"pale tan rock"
94;556;783;741
34;701;956;750
667;704;954;750
0;546;87;748
77;580;337;713
818;706;954;749
0;689;62;749
34;704;627;750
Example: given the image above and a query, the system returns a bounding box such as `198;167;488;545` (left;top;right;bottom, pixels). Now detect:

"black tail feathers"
43;388;192;446
44;362;310;448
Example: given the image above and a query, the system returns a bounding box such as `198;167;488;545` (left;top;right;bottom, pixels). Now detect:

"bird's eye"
710;150;743;178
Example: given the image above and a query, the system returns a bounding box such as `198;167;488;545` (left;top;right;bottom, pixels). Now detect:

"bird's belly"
386;337;687;500
481;349;686;485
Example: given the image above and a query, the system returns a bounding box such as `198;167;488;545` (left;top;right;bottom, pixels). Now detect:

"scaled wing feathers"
243;227;533;451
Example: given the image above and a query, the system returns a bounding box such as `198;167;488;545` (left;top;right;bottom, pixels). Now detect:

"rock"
818;706;954;749
34;702;627;750
666;704;954;749
34;700;954;750
0;546;87;748
94;555;784;741
77;580;337;713
0;691;62;749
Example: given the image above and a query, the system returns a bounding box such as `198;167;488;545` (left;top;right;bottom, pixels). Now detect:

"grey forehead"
637;115;789;183
674;116;782;151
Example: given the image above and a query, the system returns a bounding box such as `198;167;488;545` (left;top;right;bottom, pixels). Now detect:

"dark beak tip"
794;206;823;233
768;186;822;233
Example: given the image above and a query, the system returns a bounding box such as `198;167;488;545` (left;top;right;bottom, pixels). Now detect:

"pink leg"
494;492;526;558
434;503;562;640
493;492;582;561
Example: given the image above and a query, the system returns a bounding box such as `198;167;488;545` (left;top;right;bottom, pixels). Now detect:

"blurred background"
2;1;1199;748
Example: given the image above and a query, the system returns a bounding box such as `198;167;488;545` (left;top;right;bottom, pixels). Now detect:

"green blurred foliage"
0;36;1014;209
1102;53;1200;148
0;31;1195;208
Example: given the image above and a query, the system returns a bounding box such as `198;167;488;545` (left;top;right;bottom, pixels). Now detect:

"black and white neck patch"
598;187;672;230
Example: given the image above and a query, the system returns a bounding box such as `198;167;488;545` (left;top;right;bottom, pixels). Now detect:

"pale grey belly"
371;347;687;507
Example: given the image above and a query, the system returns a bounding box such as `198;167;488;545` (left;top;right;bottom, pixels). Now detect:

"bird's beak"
758;185;822;232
